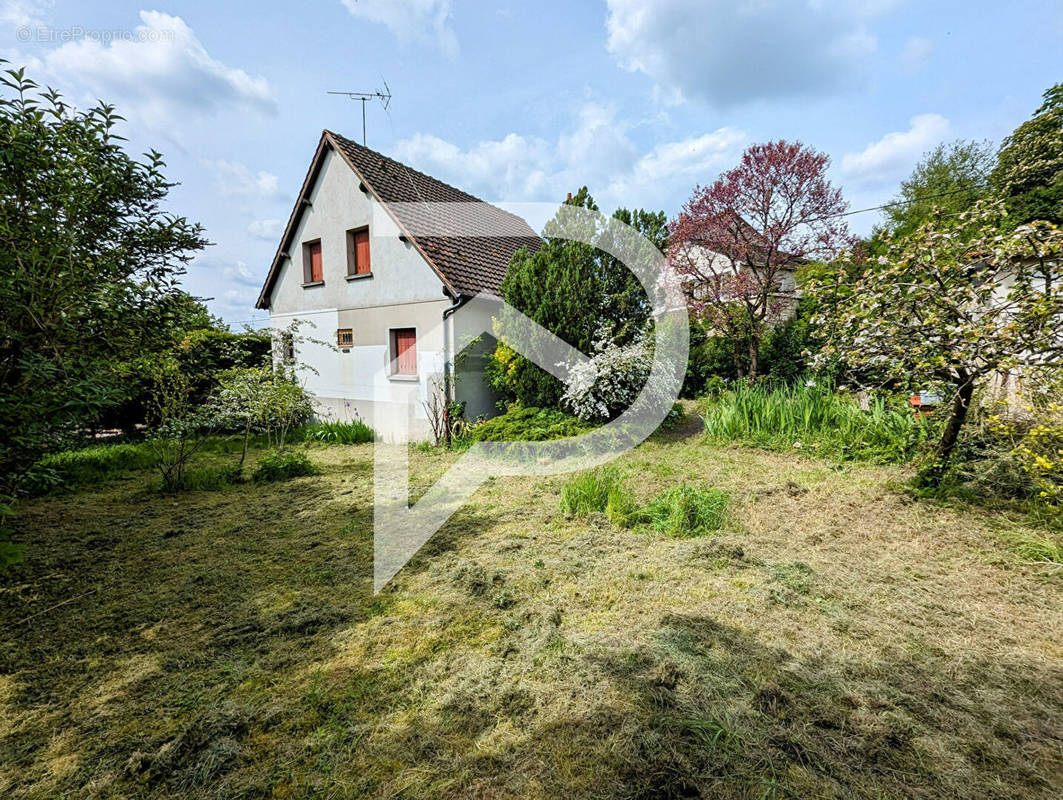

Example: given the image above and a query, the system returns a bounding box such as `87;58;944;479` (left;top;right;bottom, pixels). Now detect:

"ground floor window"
390;328;417;376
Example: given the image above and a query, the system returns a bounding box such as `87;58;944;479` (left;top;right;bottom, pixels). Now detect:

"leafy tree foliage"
489;189;663;408
0;64;206;494
991;82;1063;226
670;140;851;383
811;201;1063;478
871;139;995;248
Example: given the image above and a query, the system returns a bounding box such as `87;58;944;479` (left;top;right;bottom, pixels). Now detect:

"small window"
390;328;417;376
281;332;295;364
303;240;323;284
346;227;371;276
336;329;353;348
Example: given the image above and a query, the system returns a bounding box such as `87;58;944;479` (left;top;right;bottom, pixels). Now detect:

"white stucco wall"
264;145;469;442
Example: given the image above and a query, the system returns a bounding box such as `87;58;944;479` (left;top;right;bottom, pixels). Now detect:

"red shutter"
354;229;371;274
309;241;323;282
394;329;417;375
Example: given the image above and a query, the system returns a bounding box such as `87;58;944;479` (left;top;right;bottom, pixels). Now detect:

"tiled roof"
256;131;541;308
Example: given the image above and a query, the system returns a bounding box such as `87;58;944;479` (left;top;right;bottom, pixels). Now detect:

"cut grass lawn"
1;424;1062;798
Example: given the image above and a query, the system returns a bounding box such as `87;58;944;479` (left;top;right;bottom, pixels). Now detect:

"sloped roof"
256;130;541;308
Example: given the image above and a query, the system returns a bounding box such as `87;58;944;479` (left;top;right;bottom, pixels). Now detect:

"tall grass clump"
701;381;931;462
297;419;375;445
560;467;637;523
636;484;729;538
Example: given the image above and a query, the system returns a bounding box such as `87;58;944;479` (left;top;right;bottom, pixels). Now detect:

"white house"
255;130;541;441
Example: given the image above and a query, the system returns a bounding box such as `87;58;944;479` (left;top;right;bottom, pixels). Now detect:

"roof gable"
256;130;541;309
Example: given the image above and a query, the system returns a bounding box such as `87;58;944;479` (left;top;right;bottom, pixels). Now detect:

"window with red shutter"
346;228;371;277
391;328;417;376
304;240;323;284
310;241;323;282
354;229;370;274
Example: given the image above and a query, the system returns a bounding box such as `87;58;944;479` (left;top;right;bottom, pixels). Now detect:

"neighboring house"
256;130;541;441
678;243;802;323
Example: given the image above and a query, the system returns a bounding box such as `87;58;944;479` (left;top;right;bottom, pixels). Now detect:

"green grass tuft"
559;467;637;524
635;484;729;537
999;529;1063;563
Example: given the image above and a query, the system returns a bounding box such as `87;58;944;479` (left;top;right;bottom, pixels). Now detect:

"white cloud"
897;36;933;74
206;160;281;197
39;11;275;126
604;0;891;106
223;260;261;288
0;0;51;27
391;103;746;213
247;218;285;240
340;0;458;57
841;113;949;187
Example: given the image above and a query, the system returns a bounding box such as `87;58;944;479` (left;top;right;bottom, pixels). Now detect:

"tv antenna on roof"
327;80;392;147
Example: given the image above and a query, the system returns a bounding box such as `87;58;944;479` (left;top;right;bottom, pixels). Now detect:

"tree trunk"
930;379;976;481
239;421;251;470
747;337;759;385
732;338;743;381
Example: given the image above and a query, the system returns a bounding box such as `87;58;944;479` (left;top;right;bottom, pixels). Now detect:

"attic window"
336;329;353;348
346;227;371;278
302;240;323;284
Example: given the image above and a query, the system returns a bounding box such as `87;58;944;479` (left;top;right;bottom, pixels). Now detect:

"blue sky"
2;0;1061;325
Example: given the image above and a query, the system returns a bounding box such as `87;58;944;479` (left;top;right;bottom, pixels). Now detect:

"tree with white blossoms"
561;329;655;422
811;199;1063;481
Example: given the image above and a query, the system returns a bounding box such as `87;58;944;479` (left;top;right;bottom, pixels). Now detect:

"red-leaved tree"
669;141;851;382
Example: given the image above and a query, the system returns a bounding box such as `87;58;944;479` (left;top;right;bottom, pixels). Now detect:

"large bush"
0;64;206;497
488;189;664;408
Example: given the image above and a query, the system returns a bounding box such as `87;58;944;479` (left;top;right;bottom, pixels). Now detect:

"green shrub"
297;419;375;445
658;402;686;431
560;467;637;524
635;484;729;538
700;380;930;463
470;404;591;442
252;451;319;484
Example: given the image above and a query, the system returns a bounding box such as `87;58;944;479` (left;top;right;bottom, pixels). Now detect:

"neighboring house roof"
256;130;541;309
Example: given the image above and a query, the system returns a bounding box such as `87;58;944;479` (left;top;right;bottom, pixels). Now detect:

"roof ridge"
325;129;534;225
326;129;481;203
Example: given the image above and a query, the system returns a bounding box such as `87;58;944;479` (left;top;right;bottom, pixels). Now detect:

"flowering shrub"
561;330;654;421
1015;416;1063;503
